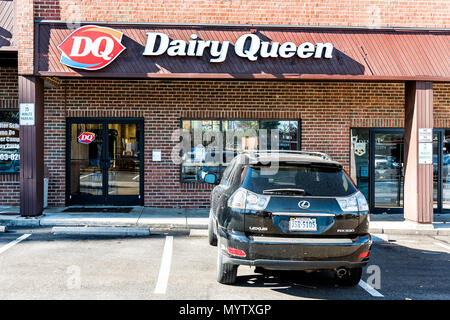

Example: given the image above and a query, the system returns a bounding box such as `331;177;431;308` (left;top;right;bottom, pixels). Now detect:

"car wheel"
216;239;237;284
335;267;362;286
208;211;217;246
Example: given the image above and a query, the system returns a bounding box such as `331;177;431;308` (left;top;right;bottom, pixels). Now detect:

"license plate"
289;217;317;231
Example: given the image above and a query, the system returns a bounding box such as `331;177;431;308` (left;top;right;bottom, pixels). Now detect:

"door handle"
101;159;112;169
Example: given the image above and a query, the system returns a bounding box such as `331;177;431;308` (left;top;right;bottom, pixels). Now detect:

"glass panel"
442;130;450;209
433;133;439;209
107;123;140;195
350;129;370;200
181;120;222;182
260;120;298;150
243;165;356;197
70;123;103;196
181;119;300;182
223;120;259;155
374;133;404;208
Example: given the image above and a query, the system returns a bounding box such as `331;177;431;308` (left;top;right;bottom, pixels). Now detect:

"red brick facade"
15;0;450;74
2;1;450;208
38;79;447;207
33;0;450;28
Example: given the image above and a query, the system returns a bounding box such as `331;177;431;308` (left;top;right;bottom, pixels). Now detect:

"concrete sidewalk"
0;206;209;230
0;206;449;235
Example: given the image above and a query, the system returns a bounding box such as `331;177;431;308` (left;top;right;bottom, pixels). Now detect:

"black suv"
205;151;372;286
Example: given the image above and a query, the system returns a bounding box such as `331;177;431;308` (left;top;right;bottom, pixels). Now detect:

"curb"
1;215;449;236
51;226;151;237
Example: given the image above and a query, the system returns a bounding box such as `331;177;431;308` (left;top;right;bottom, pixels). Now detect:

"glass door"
370;129;404;213
69;122;105;204
67;119;144;206
442;130;450;211
106;122;142;203
433;129;450;213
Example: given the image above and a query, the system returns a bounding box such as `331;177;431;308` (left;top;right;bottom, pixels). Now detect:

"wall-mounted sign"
78;132;96;144
19;103;35;126
152;149;162;162
143;32;333;63
0;110;20;173
57;25;333;71
418;142;433;164
58;25;126;70
418;128;433;143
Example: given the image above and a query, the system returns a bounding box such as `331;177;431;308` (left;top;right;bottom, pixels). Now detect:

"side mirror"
204;173;217;184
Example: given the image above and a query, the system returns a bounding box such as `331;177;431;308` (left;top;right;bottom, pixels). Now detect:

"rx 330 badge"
58;25;126;70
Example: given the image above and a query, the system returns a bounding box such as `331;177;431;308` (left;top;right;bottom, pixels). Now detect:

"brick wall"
43;80;410;207
0;65;19;206
15;0;34;74
34;0;450;29
16;0;450;75
434;83;450;128
0;78;447;207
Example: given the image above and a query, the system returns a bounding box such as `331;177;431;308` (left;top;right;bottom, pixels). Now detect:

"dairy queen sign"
58;25;126;70
57;25;334;71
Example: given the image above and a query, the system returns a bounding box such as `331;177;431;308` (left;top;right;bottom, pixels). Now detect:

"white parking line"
0;234;31;255
434;242;450;252
358;280;384;297
154;236;173;294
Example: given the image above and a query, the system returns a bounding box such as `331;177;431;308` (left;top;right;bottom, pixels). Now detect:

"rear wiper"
262;188;305;195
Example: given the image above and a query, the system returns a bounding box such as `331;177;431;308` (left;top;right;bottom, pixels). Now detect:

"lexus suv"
205;151;372;286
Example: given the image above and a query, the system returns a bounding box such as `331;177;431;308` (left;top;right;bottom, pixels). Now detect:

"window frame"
180;118;301;183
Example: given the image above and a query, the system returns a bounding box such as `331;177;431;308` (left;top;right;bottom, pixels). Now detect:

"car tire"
208;211;217;247
335;267;362;286
216;240;238;284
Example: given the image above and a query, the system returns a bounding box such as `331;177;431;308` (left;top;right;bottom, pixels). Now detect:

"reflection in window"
181;119;300;182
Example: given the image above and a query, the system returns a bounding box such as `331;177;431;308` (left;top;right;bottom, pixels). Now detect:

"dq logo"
78;132;96;144
58;25;126;70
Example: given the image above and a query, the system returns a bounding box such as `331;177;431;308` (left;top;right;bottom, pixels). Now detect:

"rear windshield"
242;164;357;197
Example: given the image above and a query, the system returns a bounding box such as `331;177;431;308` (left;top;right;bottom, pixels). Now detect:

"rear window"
242;164;357;197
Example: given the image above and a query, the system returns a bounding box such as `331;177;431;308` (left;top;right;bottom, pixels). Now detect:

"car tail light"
228;187;270;211
227;247;247;257
337;191;369;213
359;251;370;259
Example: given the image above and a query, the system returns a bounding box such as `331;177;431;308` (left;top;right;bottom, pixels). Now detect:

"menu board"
0;110;20;173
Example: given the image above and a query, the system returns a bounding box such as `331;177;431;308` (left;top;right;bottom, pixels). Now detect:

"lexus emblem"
298;200;310;209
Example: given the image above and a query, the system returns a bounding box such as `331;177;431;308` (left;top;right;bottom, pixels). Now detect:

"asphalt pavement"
0;227;449;300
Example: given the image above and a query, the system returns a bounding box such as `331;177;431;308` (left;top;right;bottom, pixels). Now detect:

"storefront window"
260;120;299;150
181;119;300;182
0;110;20;174
181;120;222;182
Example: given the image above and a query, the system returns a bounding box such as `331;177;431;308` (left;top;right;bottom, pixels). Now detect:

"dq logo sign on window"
58;25;126;70
78;132;96;144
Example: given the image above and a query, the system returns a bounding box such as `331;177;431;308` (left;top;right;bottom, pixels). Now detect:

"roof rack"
239;150;332;160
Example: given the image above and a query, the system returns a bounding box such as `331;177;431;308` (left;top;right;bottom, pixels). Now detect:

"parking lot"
0;227;449;300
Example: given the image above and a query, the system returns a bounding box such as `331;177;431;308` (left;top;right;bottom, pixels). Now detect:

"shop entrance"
351;128;405;213
370;129;404;213
67;118;144;206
